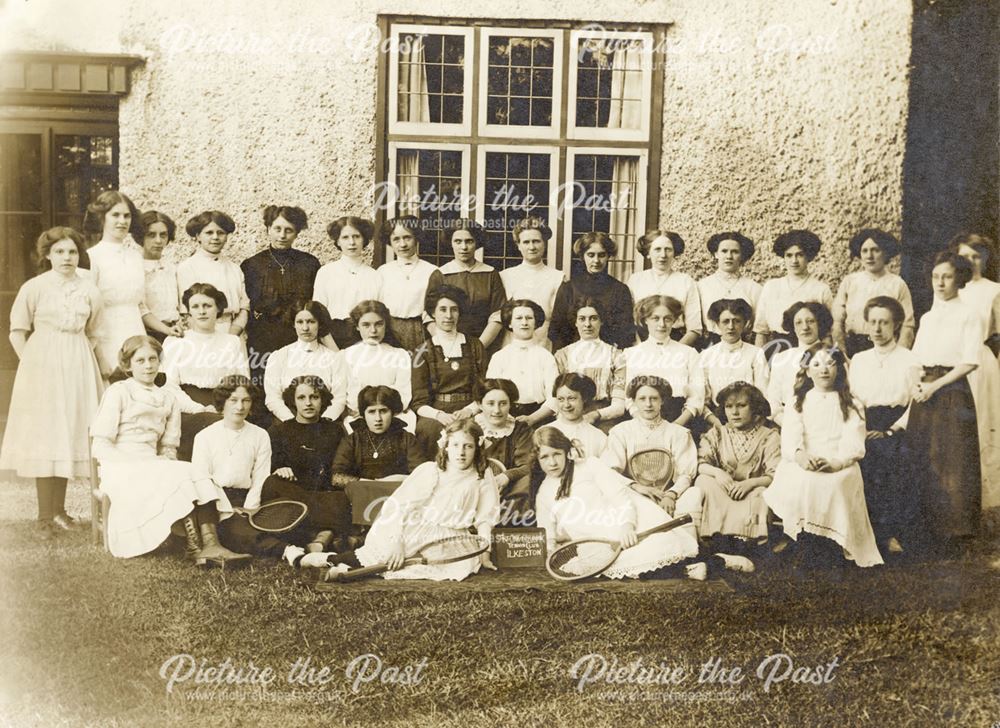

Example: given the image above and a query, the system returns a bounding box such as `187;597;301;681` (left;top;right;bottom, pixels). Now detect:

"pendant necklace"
439;333;463;370
366;430;390;459
268;247;287;275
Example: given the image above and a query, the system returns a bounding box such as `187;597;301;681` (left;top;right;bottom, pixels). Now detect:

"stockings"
35;477;68;521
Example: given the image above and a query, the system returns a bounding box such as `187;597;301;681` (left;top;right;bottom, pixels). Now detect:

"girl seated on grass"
92;335;244;564
533;427;751;580
695;381;780;552
547;373;608;460
485;299;559;425
293;418;500;582
474;379;534;517
266;376;349;553
764;347;883;568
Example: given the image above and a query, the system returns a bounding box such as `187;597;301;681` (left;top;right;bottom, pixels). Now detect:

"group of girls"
1;187;997;580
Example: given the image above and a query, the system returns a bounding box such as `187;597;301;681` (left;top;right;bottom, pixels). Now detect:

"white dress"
623;339;705;417
766;345;808;425
88;239;148;375
263;340;348;421
764;390;883;567
499;262;564;349
91;379;232;558
627;269;703;334
536;458;699;579
834;271;915;340
753;275;834;337
355;461;500;581
698;340;770;409
313;258;381;320
698;272;763;336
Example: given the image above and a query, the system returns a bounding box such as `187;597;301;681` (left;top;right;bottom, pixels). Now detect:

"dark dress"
479;417;534;522
264;418;349;535
549;272;636;351
331;419;425;481
426;266;506;343
412;335;487;451
241;247;321;384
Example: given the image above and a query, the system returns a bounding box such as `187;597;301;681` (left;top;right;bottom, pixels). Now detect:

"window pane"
570;154;641;281
396;32;465;125
486;35;555;128
482;150;552;270
0;134;42;212
395;148;464;266
574;37;645;131
54;135;119;218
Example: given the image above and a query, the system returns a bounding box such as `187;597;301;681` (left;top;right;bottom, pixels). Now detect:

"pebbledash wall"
11;0;914;288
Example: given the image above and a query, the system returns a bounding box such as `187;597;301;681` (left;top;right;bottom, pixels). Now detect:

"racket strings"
548;541;618;577
629;449;674;487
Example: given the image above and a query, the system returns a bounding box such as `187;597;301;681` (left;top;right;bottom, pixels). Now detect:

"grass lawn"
1;477;998;727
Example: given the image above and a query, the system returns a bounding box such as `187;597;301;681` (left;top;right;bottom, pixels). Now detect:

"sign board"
492;528;547;569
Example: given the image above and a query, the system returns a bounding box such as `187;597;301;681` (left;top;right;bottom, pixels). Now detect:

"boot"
198;521;251;565
182;516;205;566
306;530;334;553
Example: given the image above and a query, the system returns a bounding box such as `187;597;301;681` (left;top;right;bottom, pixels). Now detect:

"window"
377;18;664;277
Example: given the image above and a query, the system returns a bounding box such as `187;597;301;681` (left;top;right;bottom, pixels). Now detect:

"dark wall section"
902;0;999;318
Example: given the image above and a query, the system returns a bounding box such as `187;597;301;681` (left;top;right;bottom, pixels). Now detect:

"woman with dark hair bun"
241;205;321;383
140;210;183;342
376;216;439;352
177;210;250;339
314;216;381;349
0;227;103;539
954;233;1000;356
698;232;761;345
766;301;833;426
753;230;833;347
424;218;507;351
499;217;564;350
832;228;914;355
549;231;635;351
628;229;702;347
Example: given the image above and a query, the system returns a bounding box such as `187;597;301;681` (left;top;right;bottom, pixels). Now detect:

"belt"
436;393;473;403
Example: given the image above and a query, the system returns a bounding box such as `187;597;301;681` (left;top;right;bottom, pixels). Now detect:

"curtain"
396;150;422;217
608;156;639;280
398;37;431;123
606;41;643;131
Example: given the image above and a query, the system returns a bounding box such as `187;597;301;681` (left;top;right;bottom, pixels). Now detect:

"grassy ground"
1;477;998;728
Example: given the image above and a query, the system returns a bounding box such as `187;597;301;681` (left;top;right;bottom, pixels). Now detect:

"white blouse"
766;345;808;425
623;338;705;416
780;389;865;465
499;262;565;348
161;330;250;413
550;418;608;460
377;258;438;318
698;340;770;408
627;269;703;333
191;420;271;510
698;272;762;335
912;296;982;367
176;248;250;317
834;271;915;336
602;418;698;496
485;341;560;404
144;258;181;322
847;344;921;430
958;277;1000;342
314;258;381;320
342;341;412;416
88;240;148;310
263;340;349;421
753;275;834;336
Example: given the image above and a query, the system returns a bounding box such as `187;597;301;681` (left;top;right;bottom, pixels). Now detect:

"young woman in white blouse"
161;283;251;459
832;229;915;355
313;216;381;349
82;190;149;377
498;216;564;350
176;211;250;339
548;373;608;460
698;232;762;346
263;300;348;423
754;230;833;349
847;296;921;555
627;230;702;347
623;295;704;428
485;299;559;425
139;210;183;342
376;216;438;353
766;301;832;426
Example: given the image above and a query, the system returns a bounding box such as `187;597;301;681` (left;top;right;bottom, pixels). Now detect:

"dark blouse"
411;335;487;413
268;418;343;491
242;247;321;362
549;272;636;351
330;419;424;480
481;420;534;484
426;267;507;340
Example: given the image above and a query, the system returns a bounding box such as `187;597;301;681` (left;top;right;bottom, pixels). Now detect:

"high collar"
194;248;221;262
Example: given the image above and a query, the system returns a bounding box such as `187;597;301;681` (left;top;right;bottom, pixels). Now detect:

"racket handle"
331;556;423;582
636;513;692;540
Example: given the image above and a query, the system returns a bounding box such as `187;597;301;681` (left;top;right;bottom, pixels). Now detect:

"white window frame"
385;141;471;262
387;24;474;136
474;143;560;267
567;29;653;142
562;147;649;276
478;27;563;140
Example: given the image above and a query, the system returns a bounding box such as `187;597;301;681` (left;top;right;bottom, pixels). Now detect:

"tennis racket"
324;534;490;583
248;499;308;533
629;449;674;490
487;458;507;477
545;514;692;581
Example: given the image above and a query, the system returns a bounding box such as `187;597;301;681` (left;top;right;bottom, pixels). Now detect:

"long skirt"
177;385;222;462
696;473;769;540
859;405;915;541
389;316;426;354
904;369;981;538
966;345;1000;510
261;475;350;535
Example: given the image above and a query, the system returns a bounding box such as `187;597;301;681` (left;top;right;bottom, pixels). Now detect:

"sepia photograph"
0;0;997;725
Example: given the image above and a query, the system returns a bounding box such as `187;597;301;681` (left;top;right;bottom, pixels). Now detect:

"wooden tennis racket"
628;449;674;490
545;514;693;581
323;534;490;583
